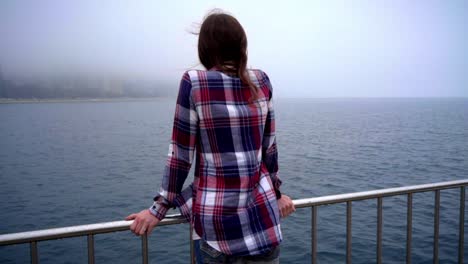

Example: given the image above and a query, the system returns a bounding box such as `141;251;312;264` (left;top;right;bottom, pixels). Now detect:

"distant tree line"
0;71;173;99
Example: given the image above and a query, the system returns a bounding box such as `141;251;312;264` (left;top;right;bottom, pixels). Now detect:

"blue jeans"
194;239;280;264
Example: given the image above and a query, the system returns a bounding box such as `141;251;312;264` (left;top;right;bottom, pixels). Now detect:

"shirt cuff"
149;201;169;221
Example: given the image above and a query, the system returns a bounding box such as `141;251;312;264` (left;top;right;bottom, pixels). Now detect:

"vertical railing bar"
87;234;95;264
377;197;383;264
459;186;465;264
406;193;413;264
433;190;440;264
190;224;194;264
142;234;148;264
30;241;38;264
312;206;317;264
346;201;352;264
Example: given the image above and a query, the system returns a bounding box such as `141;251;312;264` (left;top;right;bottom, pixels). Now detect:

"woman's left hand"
125;209;160;236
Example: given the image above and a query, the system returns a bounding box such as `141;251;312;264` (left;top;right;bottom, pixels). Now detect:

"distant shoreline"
0;97;173;104
1;96;466;104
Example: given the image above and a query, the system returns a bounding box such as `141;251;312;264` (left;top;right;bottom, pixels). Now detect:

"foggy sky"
1;0;467;97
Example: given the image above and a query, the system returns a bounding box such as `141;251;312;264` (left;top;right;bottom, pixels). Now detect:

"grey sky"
1;0;467;97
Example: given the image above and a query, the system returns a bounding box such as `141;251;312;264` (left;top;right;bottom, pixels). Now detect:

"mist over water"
1;0;468;98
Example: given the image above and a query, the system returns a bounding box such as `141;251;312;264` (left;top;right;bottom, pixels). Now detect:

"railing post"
406;193;413;264
190;224;195;264
433;190;440;264
311;206;317;264
346;201;352;264
459;186;465;264
142;234;148;264
30;241;38;264
377;197;383;264
87;234;95;264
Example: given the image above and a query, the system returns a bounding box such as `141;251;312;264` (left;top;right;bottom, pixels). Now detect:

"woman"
126;11;295;263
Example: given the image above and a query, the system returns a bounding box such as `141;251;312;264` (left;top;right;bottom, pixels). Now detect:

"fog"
1;0;467;97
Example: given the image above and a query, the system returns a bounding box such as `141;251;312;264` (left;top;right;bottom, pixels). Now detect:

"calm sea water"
0;98;467;263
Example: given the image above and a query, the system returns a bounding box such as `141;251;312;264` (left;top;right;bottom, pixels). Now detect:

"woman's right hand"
125;209;160;236
277;195;296;218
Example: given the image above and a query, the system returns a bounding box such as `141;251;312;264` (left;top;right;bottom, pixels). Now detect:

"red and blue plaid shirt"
150;69;282;256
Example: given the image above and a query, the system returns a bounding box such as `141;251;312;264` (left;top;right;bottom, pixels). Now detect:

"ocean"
0;98;467;263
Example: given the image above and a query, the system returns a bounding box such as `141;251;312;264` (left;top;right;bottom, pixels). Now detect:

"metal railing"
1;179;467;264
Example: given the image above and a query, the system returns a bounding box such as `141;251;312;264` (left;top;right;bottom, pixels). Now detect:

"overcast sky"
1;0;467;97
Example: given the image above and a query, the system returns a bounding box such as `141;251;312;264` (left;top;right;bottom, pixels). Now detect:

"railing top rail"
0;215;186;246
293;179;468;209
1;179;467;246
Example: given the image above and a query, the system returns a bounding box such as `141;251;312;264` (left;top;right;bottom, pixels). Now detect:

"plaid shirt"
150;69;282;256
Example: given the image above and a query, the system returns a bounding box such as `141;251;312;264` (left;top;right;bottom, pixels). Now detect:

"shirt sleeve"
149;72;198;220
261;72;282;199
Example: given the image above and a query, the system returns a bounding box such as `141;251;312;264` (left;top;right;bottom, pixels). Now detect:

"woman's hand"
125;209;160;236
277;195;296;218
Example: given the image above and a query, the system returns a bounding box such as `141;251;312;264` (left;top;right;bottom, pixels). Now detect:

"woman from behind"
126;10;295;263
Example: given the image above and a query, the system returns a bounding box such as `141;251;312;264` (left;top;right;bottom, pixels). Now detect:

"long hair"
198;11;258;100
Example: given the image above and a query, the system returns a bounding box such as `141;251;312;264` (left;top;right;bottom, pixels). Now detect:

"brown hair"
198;11;258;99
